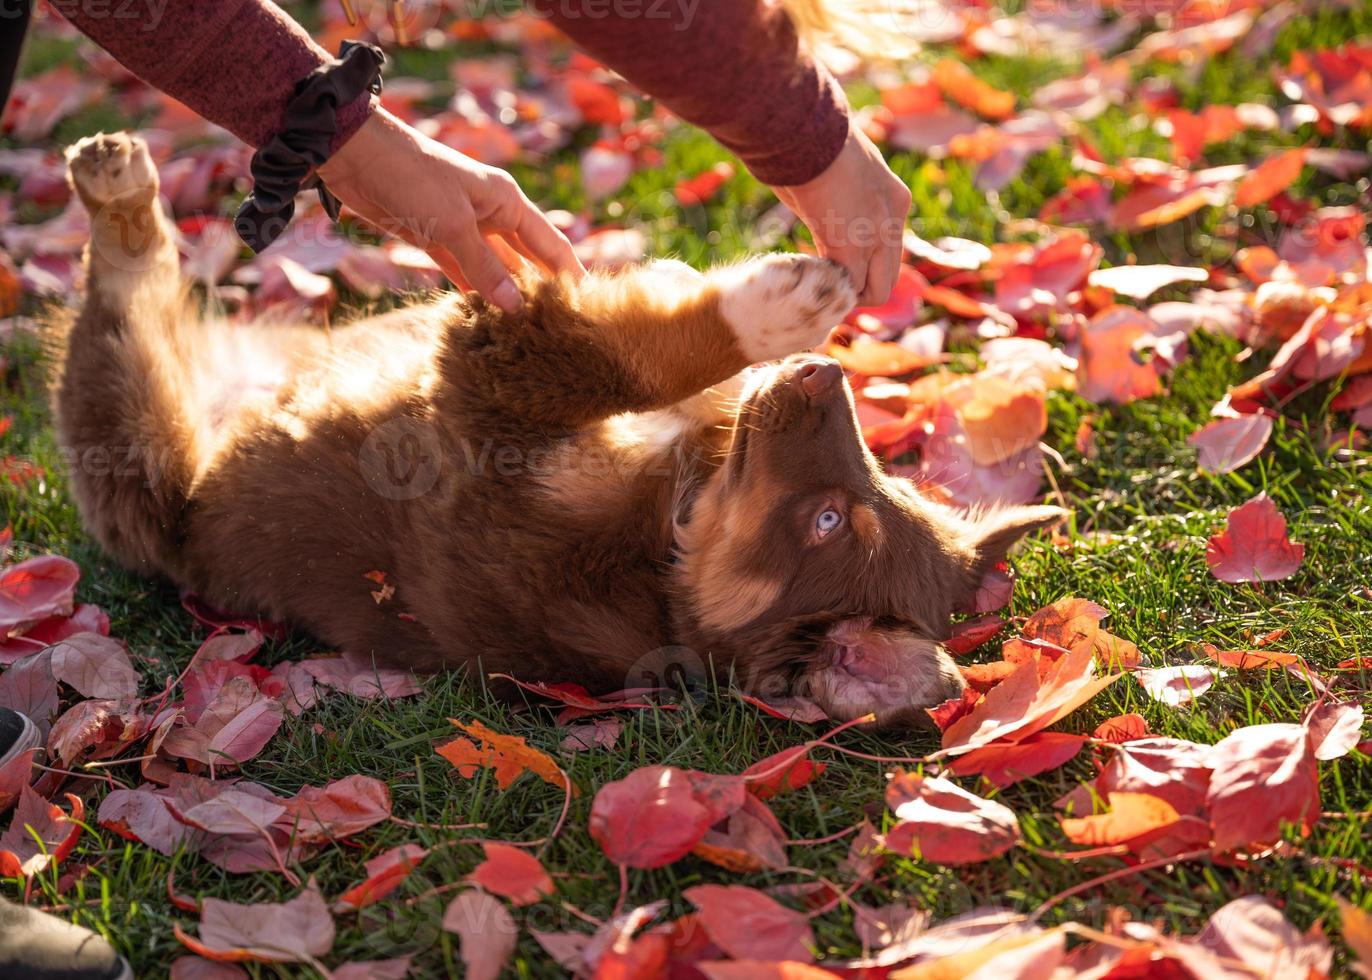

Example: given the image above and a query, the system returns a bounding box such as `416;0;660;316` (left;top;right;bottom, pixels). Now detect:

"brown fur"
52;133;1064;726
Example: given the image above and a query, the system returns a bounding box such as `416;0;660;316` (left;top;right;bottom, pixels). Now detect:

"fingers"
824;245;871;308
447;224;523;313
508;195;585;280
860;238;901;307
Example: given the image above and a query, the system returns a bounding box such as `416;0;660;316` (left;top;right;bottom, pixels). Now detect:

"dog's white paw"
714;254;856;363
66;132;159;212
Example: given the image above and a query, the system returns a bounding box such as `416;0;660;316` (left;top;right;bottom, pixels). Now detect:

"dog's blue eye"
816;508;842;537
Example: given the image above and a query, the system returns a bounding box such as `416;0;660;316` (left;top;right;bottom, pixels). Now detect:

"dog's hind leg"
440;253;856;429
52;132;199;576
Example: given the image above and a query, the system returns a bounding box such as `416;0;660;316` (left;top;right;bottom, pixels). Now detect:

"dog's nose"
795;358;842;398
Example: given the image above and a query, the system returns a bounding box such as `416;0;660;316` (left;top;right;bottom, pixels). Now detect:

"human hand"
771;125;912;307
317;109;584;312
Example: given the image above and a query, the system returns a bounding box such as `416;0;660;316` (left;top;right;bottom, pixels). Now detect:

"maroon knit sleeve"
53;0;374;152
530;0;850;187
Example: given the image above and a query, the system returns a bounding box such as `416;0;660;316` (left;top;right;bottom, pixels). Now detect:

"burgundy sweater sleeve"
530;1;850;187
55;0;373;152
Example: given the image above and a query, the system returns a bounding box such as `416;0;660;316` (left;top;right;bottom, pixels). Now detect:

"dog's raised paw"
65;132;158;212
713;254;857;363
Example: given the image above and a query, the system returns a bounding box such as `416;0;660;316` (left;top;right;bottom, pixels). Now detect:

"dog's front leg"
438;253;856;429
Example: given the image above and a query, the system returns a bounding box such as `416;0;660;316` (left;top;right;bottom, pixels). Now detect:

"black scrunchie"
234;41;385;253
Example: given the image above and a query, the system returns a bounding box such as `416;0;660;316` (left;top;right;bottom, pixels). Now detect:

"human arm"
533;0;910;305
51;0;582;311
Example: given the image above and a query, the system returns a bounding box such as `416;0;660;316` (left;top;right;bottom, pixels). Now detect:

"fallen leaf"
437;719;568;793
0;787;83;877
468;842;553;906
945;732;1086;788
1135;665;1222;706
1235;148;1308;208
281;774;392;843
1188;413;1274;474
884;772;1021;864
941;641;1120;752
1303;701;1364;761
1206;494;1305;583
333;843;428;912
1061;791;1182;847
589;765;721;870
175;881;335;964
0;555;79;635
1088;264;1208;300
743;746;827;800
1206;723;1319;853
685;884;815;963
442;889;517;980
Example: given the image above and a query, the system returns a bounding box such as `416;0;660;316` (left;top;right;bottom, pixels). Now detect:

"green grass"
3;3;1372;976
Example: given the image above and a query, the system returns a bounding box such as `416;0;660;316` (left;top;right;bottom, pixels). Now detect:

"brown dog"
51;132;1062;726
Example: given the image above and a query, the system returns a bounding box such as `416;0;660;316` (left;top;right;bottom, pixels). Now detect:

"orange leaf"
945;732;1086;788
932;60;1014;120
1060;792;1181;847
436;719;571;794
1235;149;1307;209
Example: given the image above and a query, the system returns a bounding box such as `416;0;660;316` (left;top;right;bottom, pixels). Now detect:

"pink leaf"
442;890;517;980
685;884;815;963
1206;723;1319;853
883;773;1021;865
0;555;79;635
1188;413;1273;474
176;882;335;963
1206;494;1304;583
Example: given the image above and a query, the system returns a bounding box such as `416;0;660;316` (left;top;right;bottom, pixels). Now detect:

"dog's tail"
49;132;200;577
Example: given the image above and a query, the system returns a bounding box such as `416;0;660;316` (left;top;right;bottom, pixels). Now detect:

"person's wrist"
318;108;404;187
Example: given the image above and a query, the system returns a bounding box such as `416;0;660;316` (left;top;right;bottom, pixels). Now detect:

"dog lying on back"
52;132;1062;727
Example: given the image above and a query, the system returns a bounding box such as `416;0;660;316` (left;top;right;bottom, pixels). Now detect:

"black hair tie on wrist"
234;41;385;253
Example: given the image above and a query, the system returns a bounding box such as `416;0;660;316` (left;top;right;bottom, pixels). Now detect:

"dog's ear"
960;505;1067;584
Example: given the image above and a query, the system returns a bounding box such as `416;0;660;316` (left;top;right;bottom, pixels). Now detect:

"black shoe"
0;705;42;767
0;899;133;980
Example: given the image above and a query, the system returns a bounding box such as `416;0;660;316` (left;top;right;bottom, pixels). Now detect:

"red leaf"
926;687;981;731
1093;713;1150;742
738;693;829;724
98;786;195;855
561;717;624;752
1188;413;1273;474
161;676;284;768
45;632;140;700
1303;701;1364;761
941;641;1120;752
589;765;719;869
281;774;392;843
0;746;35;813
0;555;79;635
685;884;815;963
946;615;1005;655
884;772;1021;864
334;843;428;912
1235;148;1308;209
0;602;109;665
692;794;789;873
1206;723;1319;853
468;842;553;906
488;673;663;722
945;732;1086;788
0;787;83;877
1206;494;1305;583
442;889;517;980
675;163;735;206
742;746;826;800
175;882;335;964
